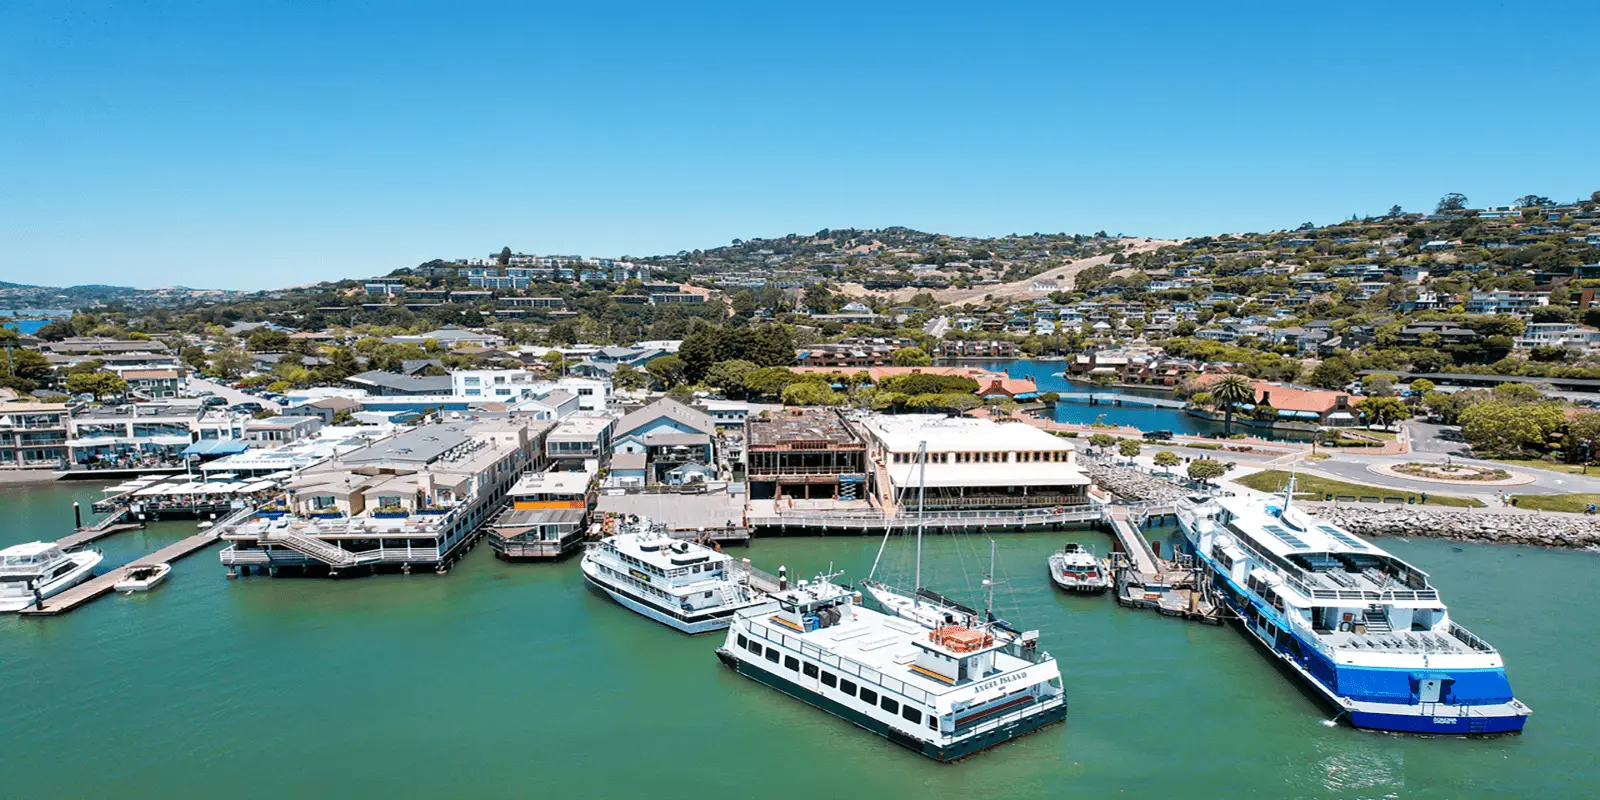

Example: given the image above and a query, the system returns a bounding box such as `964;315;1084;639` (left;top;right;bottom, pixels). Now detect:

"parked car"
201;395;228;407
231;402;263;413
1143;429;1174;441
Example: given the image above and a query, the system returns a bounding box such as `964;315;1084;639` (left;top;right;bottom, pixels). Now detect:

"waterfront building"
745;407;866;500
855;415;1088;511
219;419;551;575
245;415;324;444
934;339;1018;359
0;400;73;469
198;424;402;479
546;416;616;471
488;469;596;560
612;399;717;485
67;402;248;470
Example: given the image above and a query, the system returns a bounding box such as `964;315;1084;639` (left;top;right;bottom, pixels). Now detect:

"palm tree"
1211;375;1256;437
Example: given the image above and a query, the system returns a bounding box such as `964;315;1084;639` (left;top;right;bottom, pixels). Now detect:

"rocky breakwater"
1083;460;1189;505
1316;505;1600;550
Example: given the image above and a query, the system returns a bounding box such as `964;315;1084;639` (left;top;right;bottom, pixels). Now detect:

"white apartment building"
1514;323;1600;352
450;370;611;411
1466;291;1549;317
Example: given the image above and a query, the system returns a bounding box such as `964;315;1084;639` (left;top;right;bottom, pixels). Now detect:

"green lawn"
1235;469;1484;508
1490;458;1592;477
1507;493;1600;514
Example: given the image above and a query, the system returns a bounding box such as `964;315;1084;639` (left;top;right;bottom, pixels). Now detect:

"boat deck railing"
739;609;936;707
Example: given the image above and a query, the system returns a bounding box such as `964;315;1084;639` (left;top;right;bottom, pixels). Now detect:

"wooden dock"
21;508;252;617
54;508;140;550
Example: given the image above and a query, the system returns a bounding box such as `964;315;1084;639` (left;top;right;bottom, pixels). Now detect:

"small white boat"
114;563;172;592
197;521;215;530
1049;543;1110;592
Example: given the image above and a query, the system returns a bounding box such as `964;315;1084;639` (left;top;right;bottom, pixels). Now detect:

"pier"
21;508;253;616
746;504;1103;534
54;507;142;550
1052;392;1187;409
1104;505;1223;625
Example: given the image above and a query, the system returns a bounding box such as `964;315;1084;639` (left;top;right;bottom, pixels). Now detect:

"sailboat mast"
915;440;927;601
985;538;996;620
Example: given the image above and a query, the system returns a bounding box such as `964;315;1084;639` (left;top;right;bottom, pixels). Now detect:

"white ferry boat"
717;572;1066;761
1048;543;1109;592
0;542;103;612
580;517;764;634
1176;481;1530;735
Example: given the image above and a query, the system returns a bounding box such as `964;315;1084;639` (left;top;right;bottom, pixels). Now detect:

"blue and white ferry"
1176;482;1531;735
580;517;765;634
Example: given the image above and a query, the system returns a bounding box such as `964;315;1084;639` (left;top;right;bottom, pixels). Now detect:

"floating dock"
1105;506;1223;625
54;507;142;550
21;508;253;616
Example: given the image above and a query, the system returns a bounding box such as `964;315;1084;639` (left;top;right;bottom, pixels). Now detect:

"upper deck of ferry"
1193;494;1442;606
596;530;733;588
738;581;1051;704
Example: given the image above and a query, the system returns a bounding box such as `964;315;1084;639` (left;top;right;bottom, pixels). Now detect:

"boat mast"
914;440;927;603
983;538;997;622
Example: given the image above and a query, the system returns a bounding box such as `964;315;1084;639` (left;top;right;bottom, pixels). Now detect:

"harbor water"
2;481;1597;798
956;358;1313;441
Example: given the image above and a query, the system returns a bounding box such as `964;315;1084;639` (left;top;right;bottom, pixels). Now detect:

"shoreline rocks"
1083;460;1189;505
1315;505;1600;550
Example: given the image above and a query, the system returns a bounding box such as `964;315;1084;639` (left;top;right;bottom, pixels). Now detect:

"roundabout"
1365;460;1537;487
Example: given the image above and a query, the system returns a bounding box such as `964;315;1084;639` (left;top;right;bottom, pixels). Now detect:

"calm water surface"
2;481;1595;799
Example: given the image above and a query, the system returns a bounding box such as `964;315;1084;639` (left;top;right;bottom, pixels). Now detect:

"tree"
1309;358;1355;389
1387;204;1403;217
64;370;127;400
1566;413;1600;472
1362;373;1398;397
743;366;800;397
612;363;649;390
1211;375;1256;437
1189;391;1214;408
1187;459;1228;484
1409;378;1436;394
0;347;52;392
209;348;251;379
1356;396;1410;430
706;359;757;398
1458;400;1566;457
646;355;687;388
1492;382;1544;403
1153;450;1181;471
1117;438;1141;462
1088;433;1117;453
892;347;931;367
1436;193;1469;213
246;329;290;352
496;247;512;266
781;381;843;406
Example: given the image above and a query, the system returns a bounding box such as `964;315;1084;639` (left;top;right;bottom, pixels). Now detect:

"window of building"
902;706;921;724
765;646;780;664
839;679;857;696
881;696;899;714
802;663;818;679
820;671;837;688
858;687;878;705
784;656;799;672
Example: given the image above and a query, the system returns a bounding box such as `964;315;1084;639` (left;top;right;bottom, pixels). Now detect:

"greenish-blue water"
2;481;1596;799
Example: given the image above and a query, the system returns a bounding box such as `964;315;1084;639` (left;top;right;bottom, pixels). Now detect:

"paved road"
1301;453;1600;497
923;315;950;338
186;376;260;408
1402;420;1472;457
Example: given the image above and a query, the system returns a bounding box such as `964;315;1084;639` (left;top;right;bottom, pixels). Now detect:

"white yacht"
717;571;1067;761
1177;479;1530;735
1048;543;1109;592
580;517;765;634
0;542;103;612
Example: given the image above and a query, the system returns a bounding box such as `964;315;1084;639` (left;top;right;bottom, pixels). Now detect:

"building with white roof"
854;414;1089;511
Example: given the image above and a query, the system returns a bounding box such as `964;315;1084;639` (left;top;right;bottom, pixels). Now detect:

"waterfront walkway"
747;504;1103;533
1053;392;1187;409
1105;505;1159;575
22;508;253;616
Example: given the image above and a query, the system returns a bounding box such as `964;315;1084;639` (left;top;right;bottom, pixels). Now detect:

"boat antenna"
914;440;927;604
983;538;997;622
1283;469;1298;511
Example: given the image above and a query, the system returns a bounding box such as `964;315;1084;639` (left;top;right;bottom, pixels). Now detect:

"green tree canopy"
1187;459;1228;483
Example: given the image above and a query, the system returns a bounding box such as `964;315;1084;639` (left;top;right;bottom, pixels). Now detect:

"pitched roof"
614;398;715;437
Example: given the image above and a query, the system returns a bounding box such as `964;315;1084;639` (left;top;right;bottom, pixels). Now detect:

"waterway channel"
1;480;1595;798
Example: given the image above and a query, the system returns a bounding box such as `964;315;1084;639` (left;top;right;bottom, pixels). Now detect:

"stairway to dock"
53;507;141;550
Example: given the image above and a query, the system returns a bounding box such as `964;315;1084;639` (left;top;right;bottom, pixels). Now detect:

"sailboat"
861;442;1034;647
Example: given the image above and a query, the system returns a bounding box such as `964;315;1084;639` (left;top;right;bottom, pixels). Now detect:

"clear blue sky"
3;1;1597;290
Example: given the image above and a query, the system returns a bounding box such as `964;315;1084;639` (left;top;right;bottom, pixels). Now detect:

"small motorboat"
1048;542;1110;592
114;563;172;593
197;520;215;530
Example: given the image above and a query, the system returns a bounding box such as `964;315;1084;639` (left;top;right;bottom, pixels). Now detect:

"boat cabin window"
737;634;749;649
880;696;899;714
802;663;819;679
784;655;800;672
839;679;857;696
765;647;780;664
859;687;878;705
927;715;938;730
821;671;837;688
902;706;921;724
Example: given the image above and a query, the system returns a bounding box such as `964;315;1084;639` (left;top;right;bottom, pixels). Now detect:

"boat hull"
0;552;102;612
716;647;1066;762
1177;517;1528;735
580;560;741;634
